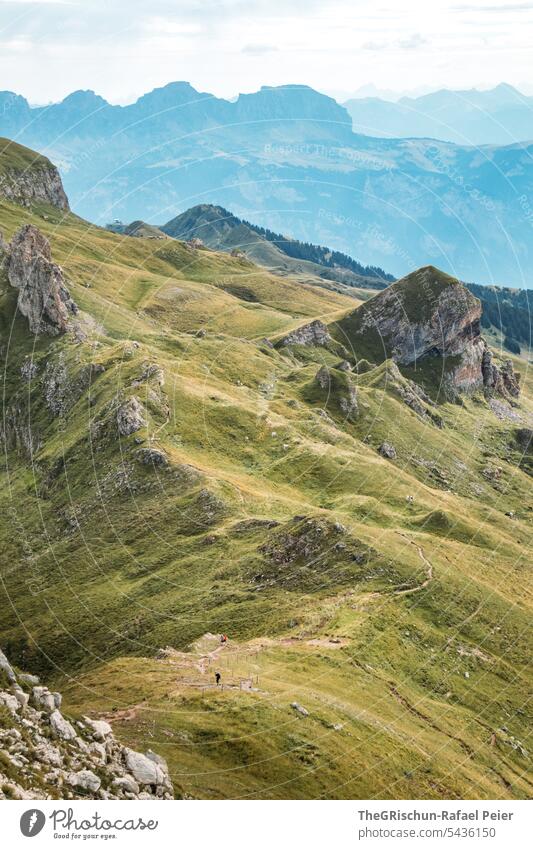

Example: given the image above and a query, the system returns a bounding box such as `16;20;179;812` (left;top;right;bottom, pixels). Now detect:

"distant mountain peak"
160;203;392;289
60;89;109;108
235;84;351;125
133;81;217;108
492;82;520;93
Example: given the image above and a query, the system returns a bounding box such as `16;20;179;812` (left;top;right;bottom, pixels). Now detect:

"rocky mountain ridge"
331;266;521;399
0;139;69;211
0;648;173;800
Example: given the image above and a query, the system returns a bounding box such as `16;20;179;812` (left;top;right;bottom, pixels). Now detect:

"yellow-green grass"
0;187;531;800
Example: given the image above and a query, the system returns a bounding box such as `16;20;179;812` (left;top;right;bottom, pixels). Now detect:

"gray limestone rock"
279;319;332;348
116;396;146;436
5;225;78;335
49;709;77;741
379;442;397;459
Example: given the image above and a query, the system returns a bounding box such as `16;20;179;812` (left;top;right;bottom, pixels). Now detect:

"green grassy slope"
0;149;531;801
0;137;55;178
160;204;391;292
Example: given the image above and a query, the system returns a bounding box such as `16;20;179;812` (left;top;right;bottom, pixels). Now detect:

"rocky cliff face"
3;224;78;335
0;140;69;211
333;265;519;399
0;648;173;800
482;349;521;398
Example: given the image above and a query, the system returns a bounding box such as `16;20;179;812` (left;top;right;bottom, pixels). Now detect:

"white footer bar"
2;799;530;848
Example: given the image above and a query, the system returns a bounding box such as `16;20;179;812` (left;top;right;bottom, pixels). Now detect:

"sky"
0;0;532;104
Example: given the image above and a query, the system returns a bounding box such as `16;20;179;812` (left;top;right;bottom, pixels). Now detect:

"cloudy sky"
0;0;532;104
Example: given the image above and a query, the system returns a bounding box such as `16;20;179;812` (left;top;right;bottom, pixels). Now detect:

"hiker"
215;672;221;686
220;634;228;644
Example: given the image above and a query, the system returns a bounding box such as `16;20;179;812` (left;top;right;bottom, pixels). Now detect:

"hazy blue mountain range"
344;84;533;146
1;81;533;287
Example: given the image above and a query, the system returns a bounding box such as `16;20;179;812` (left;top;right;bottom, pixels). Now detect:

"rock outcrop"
278;319;332;348
379;441;397;459
309;365;358;419
3;224;78;335
333;265;519;400
481;349;521;399
117;395;146;436
136;446;169;467
0;648;174;800
0;140;69;210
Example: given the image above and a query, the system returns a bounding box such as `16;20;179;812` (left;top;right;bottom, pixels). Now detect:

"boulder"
379;442;397;459
68;769;101;793
5;225;78;335
112;775;140;795
145;749;169;773
13;688;29;709
34;741;62;767
49;709;77;740
83;716;113;741
32;686;59;712
0;648;17;683
18;673;40;686
291;702;309;716
123;748;167;785
136;447;168;468
0;692;20;714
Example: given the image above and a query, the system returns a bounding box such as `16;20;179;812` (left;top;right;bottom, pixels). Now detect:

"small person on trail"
215;672;221;686
220;634;228;644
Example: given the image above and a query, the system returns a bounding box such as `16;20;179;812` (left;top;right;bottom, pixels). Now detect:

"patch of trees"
467;282;531;351
242;219;395;283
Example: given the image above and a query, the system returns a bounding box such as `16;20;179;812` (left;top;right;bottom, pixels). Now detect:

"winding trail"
393;533;434;596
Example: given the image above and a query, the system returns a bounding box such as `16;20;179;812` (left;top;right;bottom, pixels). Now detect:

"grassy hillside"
0;137;54;179
0;154;531;800
468;282;532;355
160;204;392;292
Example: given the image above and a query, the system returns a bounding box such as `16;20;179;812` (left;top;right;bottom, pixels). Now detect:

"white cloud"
0;36;32;50
241;43;278;55
398;32;427;49
0;0;531;103
0;1;75;5
451;2;533;10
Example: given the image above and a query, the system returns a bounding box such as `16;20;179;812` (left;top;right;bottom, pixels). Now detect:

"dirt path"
98;704;141;723
393;534;434;596
197;640;229;673
152;542;435;699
